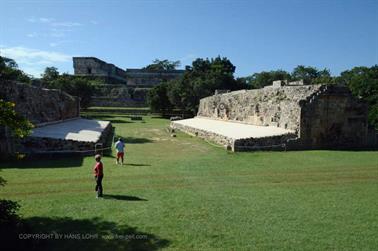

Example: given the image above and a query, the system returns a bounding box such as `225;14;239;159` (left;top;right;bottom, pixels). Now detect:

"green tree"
0;56;31;83
147;82;173;115
338;65;378;127
291;65;333;84
165;56;246;115
41;73;94;108
243;70;291;89
0;100;33;138
143;59;180;71
41;66;59;82
0;100;31;247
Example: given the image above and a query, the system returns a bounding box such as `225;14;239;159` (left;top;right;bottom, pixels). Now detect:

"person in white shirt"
115;138;125;165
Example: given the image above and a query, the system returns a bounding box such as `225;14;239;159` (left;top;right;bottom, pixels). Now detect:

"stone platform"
32;118;110;142
22;118;113;154
171;117;296;151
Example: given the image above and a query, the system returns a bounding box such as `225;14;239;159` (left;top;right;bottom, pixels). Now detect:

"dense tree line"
241;65;333;89
0;56;31;83
148;56;247;115
337;66;378;127
41;67;95;108
143;59;181;71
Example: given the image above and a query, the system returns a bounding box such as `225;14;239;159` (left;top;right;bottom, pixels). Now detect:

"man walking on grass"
115;138;125;165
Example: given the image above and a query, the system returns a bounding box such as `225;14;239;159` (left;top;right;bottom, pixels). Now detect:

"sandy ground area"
172;117;294;139
31;118;110;142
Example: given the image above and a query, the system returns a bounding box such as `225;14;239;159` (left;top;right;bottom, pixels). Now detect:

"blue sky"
0;0;377;77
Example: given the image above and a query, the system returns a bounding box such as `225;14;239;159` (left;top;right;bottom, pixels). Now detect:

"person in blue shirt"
115;138;125;165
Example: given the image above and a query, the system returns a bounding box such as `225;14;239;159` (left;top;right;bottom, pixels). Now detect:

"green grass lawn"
1;114;377;250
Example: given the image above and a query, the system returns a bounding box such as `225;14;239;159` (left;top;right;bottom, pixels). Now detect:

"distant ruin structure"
73;57;184;87
73;57;127;84
171;81;377;151
72;57;184;106
125;68;185;88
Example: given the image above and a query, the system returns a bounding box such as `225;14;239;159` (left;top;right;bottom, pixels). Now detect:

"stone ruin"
171;80;377;151
0;81;112;157
73;57;127;84
1;81;80;124
73;57;184;107
125;68;185;88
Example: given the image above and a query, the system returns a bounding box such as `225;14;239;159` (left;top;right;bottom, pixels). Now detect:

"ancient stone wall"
125;69;184;87
195;83;373;150
299;85;369;148
73;57;184;88
0;81;79;125
73;57;127;83
197;85;323;133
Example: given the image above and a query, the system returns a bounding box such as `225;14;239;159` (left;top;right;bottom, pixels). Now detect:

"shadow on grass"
103;194;147;201
0;156;84;169
18;217;169;251
82;115;134;124
83;114;133;118
122;137;153;144
126;163;151;167
105;119;134;124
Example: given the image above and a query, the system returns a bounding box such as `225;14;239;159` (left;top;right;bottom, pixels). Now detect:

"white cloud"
90;20;99;25
26;17;37;23
51;28;73;33
48;40;72;48
49;28;73;38
50;32;65;38
26;17;82;38
0;46;71;77
27;17;54;23
51;22;82;27
0;46;71;62
39;17;54;23
26;16;81;27
27;32;38;38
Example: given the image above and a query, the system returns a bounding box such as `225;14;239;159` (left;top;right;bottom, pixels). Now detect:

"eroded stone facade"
125;69;184;88
175;82;376;151
73;57;127;84
0;81;112;157
0;81;79;124
198;85;324;133
73;57;184;87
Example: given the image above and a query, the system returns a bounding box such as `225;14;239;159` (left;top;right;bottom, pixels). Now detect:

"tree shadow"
122;137;153;144
18;216;170;251
126;163;151;167
83;114;133;118
0;155;84;169
103;194;147;201
105;119;134;124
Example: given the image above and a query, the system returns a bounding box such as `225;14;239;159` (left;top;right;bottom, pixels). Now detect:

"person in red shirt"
93;154;104;198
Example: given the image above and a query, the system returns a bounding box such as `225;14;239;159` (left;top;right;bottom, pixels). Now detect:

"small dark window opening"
255;104;260;113
87;67;92;74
